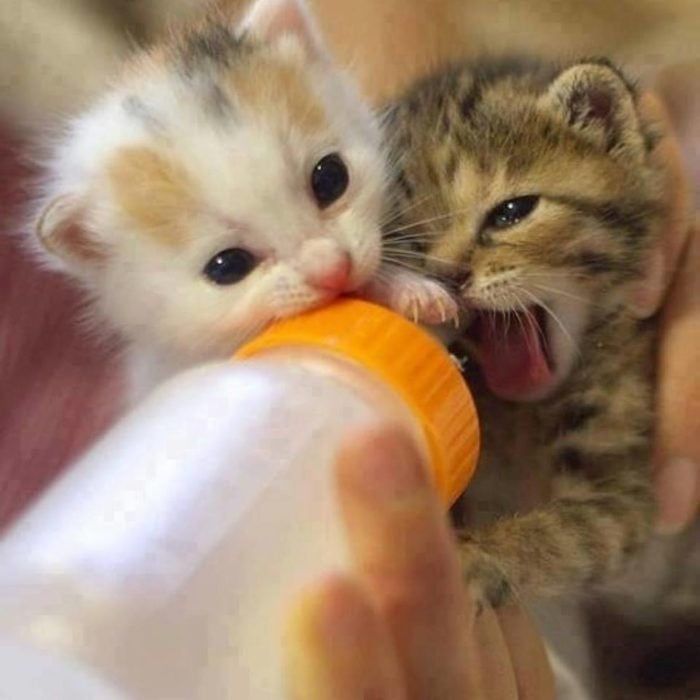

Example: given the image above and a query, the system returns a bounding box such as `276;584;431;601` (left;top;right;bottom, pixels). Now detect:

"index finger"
495;605;556;700
335;426;482;699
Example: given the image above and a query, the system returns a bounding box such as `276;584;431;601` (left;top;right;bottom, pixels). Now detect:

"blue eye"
203;248;257;286
485;196;540;230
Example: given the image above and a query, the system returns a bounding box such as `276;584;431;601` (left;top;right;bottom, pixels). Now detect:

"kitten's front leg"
456;459;655;607
361;268;459;325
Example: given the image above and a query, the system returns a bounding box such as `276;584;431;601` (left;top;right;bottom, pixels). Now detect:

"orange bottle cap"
234;298;479;506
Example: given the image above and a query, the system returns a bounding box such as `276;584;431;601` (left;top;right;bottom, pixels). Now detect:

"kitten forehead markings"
110;23;331;249
222;55;328;134
176;17;253;72
203;81;235;120
170;17;328;134
122;95;166;135
107;147;194;248
122;17;329;138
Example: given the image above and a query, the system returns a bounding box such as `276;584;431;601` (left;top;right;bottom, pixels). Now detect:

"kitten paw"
394;278;460;325
362;271;459;325
459;543;516;609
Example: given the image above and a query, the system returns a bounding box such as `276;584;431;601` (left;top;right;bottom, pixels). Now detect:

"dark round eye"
203;248;257;286
485;195;540;230
311;153;349;209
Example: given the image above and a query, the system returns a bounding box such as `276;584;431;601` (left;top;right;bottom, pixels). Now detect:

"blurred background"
1;0;700;132
0;2;698;699
0;2;699;139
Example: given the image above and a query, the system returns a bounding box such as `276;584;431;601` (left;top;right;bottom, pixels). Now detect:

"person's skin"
655;218;700;533
636;93;700;533
283;426;556;699
649;64;700;533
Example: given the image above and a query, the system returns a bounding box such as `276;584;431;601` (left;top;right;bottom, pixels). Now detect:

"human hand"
282;426;555;699
655;215;700;534
632;92;700;534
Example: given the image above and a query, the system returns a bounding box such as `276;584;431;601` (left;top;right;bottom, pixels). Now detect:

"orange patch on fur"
226;55;327;134
108;147;194;246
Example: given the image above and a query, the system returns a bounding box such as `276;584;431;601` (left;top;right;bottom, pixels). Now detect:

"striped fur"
384;57;667;606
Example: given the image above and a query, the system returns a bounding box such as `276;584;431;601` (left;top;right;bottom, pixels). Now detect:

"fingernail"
655;457;700;535
350;426;427;501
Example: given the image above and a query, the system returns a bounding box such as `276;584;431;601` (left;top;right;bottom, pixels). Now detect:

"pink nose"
306;252;352;292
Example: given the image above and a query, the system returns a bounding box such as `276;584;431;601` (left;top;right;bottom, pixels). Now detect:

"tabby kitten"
383;57;667;606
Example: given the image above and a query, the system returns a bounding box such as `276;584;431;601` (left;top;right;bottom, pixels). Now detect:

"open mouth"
469;306;557;400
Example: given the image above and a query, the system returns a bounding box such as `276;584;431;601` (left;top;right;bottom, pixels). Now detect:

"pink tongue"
475;311;553;400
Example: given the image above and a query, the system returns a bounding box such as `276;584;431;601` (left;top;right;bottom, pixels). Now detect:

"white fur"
35;0;389;402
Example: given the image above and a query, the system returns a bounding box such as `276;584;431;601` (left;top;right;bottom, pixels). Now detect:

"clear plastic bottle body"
0;351;423;699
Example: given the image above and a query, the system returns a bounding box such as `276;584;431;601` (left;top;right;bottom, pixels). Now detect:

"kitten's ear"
543;62;645;157
238;0;327;61
36;195;105;269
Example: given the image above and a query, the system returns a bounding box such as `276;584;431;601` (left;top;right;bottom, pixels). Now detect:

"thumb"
654;217;700;533
628;92;693;319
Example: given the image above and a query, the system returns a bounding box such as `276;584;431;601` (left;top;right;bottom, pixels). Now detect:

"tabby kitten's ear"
543;61;645;160
239;0;328;63
36;195;105;271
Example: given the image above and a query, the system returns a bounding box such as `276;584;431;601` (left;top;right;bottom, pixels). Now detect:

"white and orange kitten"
33;0;454;402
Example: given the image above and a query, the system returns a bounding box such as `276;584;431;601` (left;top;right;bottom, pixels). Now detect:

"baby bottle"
0;299;479;699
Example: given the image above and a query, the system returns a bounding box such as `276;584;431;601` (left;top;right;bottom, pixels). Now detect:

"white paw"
361;270;459;325
393;278;459;325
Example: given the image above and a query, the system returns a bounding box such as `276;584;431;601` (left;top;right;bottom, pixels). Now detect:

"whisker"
383;205;473;237
523;298;549;352
517;271;592;280
385;226;458;240
383;229;438;241
382;234;436;246
382;230;449;245
381;251;429;265
523;281;610;312
510;291;541;357
381;248;453;266
378;256;427;275
504;305;512;338
380;193;436;228
526;283;589;304
539;287;602;311
519;287;579;358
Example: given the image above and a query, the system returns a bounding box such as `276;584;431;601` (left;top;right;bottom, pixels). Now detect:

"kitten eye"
311;153;349;209
485;196;540;230
203;248;258;285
